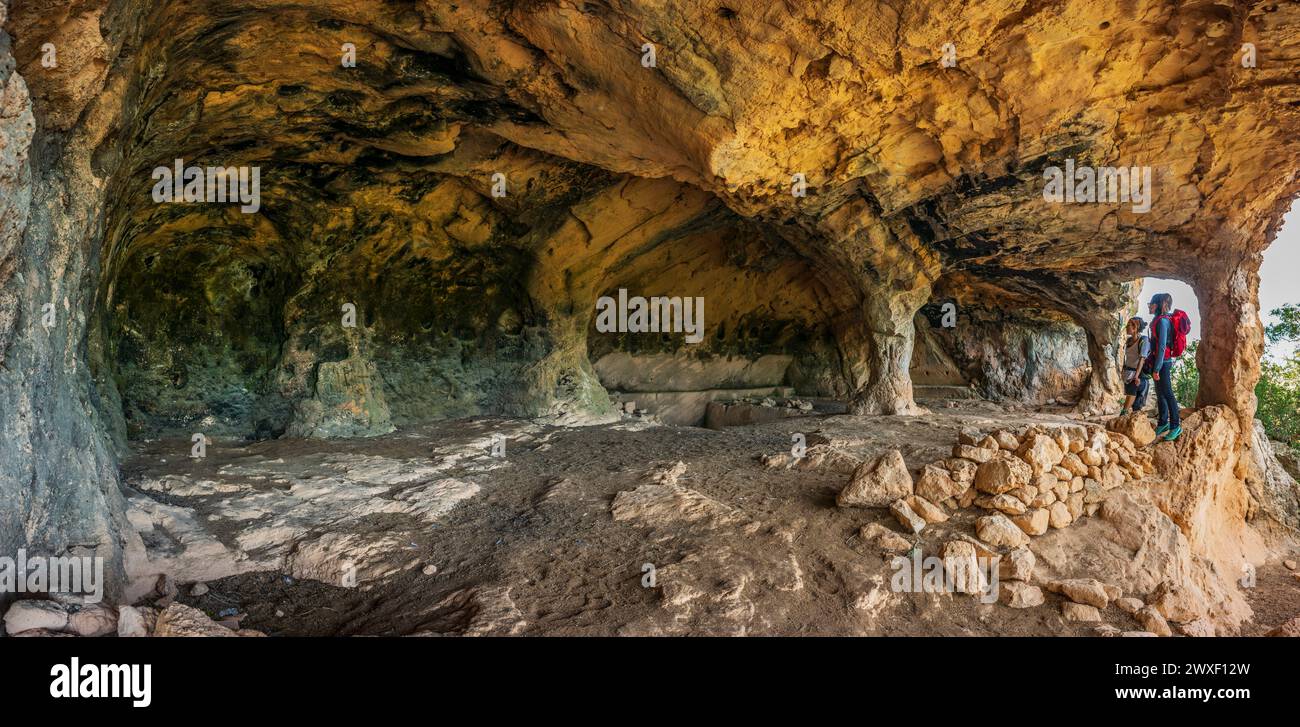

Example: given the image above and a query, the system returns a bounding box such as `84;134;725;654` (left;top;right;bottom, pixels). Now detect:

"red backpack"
1153;309;1192;360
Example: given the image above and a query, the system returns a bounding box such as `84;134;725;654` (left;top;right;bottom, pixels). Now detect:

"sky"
1138;200;1298;357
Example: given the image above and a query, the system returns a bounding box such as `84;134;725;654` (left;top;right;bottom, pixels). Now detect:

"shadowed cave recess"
1;0;1299;635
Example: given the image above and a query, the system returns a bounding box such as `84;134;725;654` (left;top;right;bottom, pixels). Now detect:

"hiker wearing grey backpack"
1147;293;1192;441
1120;316;1150;415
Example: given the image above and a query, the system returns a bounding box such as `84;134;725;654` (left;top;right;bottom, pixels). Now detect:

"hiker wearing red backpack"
1147;293;1192;441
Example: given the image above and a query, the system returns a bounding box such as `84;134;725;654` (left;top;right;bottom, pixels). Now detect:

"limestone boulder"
860;522;912;552
68;604;118;637
117;606;159;637
890;499;927;534
974;456;1033;495
3;600;69;635
975;493;1028;516
1011;508;1050;536
1136;606;1172;636
953;444;997;464
976;514;1029;549
998;547;1035;582
942;458;979;487
916;463;964;503
1046;578;1110;608
1115;597;1143;614
1048;501;1073;529
904;495;948;523
1176;618;1217;637
1061;602;1101;622
941;541;987;595
1017;433;1064;476
999;581;1043;608
1108;413;1156;447
153;603;238;637
838;450;913;508
992;431;1020;451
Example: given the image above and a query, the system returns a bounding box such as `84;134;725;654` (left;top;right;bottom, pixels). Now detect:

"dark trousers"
1132;376;1150;412
1154;360;1179;428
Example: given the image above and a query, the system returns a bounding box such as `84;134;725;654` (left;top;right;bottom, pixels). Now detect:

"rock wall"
918;300;1093;405
0;2;129;604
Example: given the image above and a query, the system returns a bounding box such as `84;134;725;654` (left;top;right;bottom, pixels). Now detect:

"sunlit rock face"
0;1;1298;594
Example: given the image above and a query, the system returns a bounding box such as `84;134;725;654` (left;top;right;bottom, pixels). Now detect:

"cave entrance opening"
1135;277;1202;406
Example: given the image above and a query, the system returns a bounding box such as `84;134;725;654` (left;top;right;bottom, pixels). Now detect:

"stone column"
1193;258;1263;423
513;312;616;423
847;280;932;415
1072;314;1124;416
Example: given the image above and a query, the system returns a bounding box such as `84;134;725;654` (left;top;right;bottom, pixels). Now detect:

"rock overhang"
2;0;1298;432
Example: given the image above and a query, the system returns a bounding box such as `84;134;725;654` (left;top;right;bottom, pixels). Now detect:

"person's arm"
1139;335;1151;369
1152;319;1169;372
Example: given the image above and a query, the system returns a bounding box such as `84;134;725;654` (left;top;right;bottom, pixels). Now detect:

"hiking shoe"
1163;425;1183;442
1155;424;1170;436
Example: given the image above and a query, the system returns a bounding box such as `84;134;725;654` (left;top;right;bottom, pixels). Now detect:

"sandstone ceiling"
4;0;1300;433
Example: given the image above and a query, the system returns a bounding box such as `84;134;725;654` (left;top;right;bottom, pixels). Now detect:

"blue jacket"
1152;315;1171;371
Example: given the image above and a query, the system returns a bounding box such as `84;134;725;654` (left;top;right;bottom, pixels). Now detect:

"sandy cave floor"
119;398;1300;637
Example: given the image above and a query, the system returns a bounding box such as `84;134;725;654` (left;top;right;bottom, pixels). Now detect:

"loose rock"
154;603;238;637
890;499;927;534
860;522;912;552
1136;606;1172;636
1062;602;1101;622
838;450;913;508
1011;507;1050;536
974;456;1033;495
1047;578;1111;609
68;604;118;637
1000;581;1043;608
3;600;69;635
999;547;1035;582
976;514;1030;548
117;606;159;637
1115;597;1143;614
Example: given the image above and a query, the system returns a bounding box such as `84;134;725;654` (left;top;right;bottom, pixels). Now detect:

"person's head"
1148;293;1172;315
1126;316;1146;336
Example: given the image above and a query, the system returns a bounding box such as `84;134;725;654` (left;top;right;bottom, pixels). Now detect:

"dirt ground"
119;397;1300;636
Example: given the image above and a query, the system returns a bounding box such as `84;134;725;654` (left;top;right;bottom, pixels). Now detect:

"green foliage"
1265;303;1300;344
1173;340;1200;409
1255;356;1300;449
1166;329;1300;452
